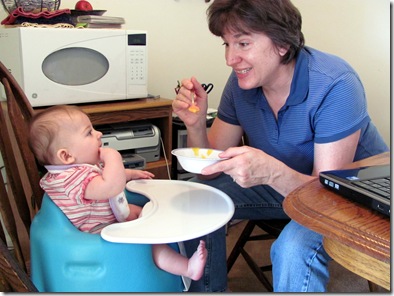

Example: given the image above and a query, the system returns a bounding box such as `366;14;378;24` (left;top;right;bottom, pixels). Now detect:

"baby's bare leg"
126;204;142;221
186;240;207;280
152;240;207;280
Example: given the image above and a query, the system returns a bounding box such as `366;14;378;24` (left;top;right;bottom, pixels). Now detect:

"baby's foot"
187;240;207;281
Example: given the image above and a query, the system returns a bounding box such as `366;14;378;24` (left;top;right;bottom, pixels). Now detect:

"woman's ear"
278;45;290;57
57;149;75;165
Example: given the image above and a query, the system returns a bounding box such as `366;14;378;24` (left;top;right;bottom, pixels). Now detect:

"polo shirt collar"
287;47;309;106
255;47;309;109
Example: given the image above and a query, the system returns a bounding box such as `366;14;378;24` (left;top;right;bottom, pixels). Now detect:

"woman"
173;0;388;292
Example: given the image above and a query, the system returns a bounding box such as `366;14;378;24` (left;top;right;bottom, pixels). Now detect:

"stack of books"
76;15;125;29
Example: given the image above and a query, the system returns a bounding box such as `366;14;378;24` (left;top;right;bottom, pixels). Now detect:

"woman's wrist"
268;161;315;197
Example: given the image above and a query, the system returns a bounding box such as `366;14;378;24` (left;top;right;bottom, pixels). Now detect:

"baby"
28;104;207;283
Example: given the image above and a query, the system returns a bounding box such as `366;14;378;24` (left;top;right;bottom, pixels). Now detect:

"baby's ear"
57;149;75;164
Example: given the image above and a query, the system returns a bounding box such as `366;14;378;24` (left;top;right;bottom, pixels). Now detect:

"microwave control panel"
127;33;147;86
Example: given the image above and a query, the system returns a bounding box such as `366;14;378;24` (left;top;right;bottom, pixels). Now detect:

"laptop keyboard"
353;177;391;199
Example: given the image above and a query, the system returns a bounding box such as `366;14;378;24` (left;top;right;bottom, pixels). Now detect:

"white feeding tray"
172;148;226;174
101;179;235;244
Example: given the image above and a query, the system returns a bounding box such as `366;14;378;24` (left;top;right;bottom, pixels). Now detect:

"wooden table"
284;152;390;290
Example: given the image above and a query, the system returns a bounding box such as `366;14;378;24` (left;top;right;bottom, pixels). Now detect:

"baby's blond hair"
28;105;87;165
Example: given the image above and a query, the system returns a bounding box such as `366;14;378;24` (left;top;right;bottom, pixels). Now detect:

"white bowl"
171;148;225;174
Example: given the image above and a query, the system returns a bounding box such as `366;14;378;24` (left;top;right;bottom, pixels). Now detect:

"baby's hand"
126;169;155;181
99;147;122;164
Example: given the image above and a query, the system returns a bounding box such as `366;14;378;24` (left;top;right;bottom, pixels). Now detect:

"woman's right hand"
172;77;208;127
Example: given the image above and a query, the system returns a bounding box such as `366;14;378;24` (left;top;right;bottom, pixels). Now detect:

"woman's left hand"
201;146;281;188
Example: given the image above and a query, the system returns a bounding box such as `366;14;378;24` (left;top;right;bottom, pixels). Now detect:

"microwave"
0;27;148;107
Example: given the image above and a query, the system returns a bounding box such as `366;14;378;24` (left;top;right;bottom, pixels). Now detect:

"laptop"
319;164;390;217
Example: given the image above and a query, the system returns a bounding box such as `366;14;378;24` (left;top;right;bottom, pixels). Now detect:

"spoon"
188;91;200;113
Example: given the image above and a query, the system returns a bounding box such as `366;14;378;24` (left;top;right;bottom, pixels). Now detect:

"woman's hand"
201;146;282;188
172;77;208;127
201;145;315;196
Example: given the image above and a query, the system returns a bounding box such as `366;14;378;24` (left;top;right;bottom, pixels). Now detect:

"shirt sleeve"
217;72;240;126
75;167;101;204
41;166;101;206
313;71;370;143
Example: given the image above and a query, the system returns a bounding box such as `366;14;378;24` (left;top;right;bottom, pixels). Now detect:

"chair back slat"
0;172;26;270
0;236;37;292
1;64;43;210
0;60;39;291
0;96;32;236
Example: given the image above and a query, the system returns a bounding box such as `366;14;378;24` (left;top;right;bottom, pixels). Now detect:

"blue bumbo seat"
30;191;184;292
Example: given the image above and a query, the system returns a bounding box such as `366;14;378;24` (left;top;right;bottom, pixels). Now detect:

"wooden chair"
0;60;42;291
0;186;37;292
0;61;44;213
227;219;290;291
0;231;37;292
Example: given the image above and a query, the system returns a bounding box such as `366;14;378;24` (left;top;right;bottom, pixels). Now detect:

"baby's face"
59;111;103;164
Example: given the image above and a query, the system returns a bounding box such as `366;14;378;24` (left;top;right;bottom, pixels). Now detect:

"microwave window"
42;47;109;86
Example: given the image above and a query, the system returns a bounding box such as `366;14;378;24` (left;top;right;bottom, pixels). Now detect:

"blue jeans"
185;173;332;292
271;220;332;291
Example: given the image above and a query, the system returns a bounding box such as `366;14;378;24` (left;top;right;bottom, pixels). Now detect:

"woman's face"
222;30;288;90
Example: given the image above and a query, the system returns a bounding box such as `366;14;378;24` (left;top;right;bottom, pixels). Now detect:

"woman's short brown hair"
207;0;305;64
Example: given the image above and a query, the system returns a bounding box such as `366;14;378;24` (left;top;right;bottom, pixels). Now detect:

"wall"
0;0;390;145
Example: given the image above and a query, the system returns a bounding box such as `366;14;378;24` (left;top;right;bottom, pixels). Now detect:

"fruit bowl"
171;148;225;174
1;0;60;13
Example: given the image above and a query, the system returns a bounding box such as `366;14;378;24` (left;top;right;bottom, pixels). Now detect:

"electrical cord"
160;136;172;180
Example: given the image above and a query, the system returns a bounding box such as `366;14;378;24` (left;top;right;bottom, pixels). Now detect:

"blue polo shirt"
217;47;388;175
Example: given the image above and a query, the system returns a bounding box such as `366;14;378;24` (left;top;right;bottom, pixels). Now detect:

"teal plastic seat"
30;191;184;292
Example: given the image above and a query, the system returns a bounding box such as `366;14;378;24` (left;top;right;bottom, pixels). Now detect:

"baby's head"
29;105;102;166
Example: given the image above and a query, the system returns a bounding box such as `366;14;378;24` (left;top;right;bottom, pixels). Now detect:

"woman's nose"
226;47;240;67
